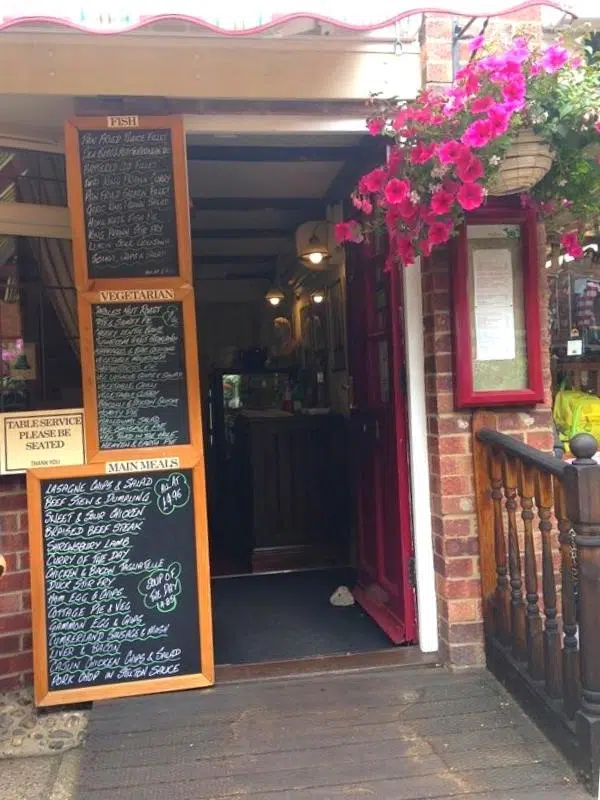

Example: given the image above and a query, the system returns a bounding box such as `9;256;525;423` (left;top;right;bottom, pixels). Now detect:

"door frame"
402;258;438;653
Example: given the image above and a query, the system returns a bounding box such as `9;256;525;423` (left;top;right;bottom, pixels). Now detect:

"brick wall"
421;228;553;666
0;474;32;690
418;10;557;666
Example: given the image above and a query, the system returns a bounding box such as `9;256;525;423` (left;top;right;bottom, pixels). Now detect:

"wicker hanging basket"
488;129;554;196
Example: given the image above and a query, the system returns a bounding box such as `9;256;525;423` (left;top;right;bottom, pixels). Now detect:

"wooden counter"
230;412;350;572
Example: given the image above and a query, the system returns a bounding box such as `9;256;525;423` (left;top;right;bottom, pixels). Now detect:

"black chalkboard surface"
79;128;178;278
41;469;200;691
92;301;190;450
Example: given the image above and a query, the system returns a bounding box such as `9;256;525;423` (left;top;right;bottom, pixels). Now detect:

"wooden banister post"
564;433;600;785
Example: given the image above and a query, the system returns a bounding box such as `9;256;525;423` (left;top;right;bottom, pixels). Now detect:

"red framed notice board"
452;207;544;408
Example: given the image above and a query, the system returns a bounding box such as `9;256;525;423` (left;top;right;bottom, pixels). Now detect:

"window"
0;149;81;412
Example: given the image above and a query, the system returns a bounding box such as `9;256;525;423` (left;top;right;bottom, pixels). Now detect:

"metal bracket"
451;16;489;80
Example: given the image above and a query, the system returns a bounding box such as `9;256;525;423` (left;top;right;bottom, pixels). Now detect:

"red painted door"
346;243;417;644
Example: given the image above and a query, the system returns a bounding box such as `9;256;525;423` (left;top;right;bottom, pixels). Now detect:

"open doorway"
187;132;417;665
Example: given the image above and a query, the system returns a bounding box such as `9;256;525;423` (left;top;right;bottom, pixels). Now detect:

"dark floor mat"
211;568;393;664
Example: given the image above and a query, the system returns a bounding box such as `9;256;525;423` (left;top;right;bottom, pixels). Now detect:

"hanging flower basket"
335;33;600;266
488;130;554;196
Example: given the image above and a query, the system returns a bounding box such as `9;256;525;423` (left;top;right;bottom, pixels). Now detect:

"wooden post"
564;433;600;785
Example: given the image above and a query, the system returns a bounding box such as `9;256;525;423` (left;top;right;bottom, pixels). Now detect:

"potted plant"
336;31;600;267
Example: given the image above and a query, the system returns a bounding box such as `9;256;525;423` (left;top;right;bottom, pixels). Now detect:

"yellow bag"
554;383;600;451
568;394;600;443
553;383;589;439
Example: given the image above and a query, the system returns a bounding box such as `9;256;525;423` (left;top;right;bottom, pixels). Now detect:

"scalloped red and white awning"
0;1;584;36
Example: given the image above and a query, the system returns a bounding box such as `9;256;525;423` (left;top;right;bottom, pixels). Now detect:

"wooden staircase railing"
473;415;600;792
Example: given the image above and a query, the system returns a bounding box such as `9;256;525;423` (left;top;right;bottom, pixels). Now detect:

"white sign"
567;338;583;356
473;248;516;362
0;408;85;474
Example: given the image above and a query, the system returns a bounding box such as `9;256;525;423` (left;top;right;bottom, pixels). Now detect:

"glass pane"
0;150;67;206
467;224;528;392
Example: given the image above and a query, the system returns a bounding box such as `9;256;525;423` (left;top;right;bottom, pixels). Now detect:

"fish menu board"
79;127;178;279
65;115;193;285
80;289;199;456
28;459;213;705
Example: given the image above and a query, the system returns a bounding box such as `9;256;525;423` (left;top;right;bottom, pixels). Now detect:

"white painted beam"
403;258;438;654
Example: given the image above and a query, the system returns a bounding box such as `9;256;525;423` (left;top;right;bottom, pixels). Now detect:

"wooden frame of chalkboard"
26;455;214;706
78;285;203;462
65;115;192;287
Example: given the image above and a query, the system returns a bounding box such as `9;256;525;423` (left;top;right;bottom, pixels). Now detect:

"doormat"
212;568;393;665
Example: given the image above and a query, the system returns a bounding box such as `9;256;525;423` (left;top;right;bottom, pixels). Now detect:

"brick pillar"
421;225;553;666
418;8;550;667
0;475;32;690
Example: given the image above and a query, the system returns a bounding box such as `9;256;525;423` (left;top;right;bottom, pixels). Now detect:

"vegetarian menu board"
65;116;192;284
27;459;213;706
78;287;202;460
92;300;189;450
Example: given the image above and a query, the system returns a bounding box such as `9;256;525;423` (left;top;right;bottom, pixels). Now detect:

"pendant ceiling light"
296;221;331;271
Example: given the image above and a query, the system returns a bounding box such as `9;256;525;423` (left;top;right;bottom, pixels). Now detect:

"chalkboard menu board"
40;469;201;692
79;128;178;278
92;301;190;450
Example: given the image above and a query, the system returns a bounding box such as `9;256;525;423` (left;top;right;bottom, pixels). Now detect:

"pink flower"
468;34;485;53
366;117;385;136
462;119;493;148
396;197;419;221
561;231;584;259
488;105;510;136
457;182;485;211
420;204;437;225
595;120;600;134
444;95;466;116
456;155;485;183
479;55;505;73
335;221;364;244
502;99;526;114
489;58;523;83
419;239;433;257
391;110;409;132
384;178;410;205
428;220;453;245
351;194;373;215
396;236;416;266
411;141;436;165
463;73;481;96
509;37;530;63
442;177;461;194
471;95;495;114
430;189;455;216
502;76;526;105
570;57;583;69
359;168;386;194
540;44;569;74
438;140;466;165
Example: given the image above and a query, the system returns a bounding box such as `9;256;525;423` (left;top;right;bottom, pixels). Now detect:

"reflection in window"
0;149;67;207
0;235;80;412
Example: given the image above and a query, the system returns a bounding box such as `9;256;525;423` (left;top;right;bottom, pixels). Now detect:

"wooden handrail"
474;421;600;785
476;428;566;479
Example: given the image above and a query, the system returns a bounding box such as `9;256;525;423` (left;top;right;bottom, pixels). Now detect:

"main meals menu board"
41;469;201;692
